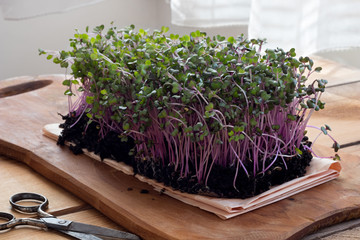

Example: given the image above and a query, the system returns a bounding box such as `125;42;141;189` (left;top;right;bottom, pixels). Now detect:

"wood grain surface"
0;58;360;239
0;155;128;240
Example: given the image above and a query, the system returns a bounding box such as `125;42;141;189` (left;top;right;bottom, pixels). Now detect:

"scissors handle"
9;192;52;218
0;212;15;229
0;212;46;230
0;212;15;230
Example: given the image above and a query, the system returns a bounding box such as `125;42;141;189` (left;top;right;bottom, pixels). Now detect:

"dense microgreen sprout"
40;24;339;189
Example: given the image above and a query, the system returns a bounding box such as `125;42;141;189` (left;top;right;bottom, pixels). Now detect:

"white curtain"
248;0;360;55
170;0;251;28
171;0;360;56
0;0;103;20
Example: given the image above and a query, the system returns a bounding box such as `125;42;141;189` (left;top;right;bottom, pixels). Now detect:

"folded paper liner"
43;123;341;219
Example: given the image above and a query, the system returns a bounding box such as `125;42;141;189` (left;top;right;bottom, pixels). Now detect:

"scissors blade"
42;217;140;240
67;222;140;240
57;229;103;240
42;218;140;240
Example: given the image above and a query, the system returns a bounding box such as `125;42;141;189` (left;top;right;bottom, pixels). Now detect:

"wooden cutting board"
1;72;360;240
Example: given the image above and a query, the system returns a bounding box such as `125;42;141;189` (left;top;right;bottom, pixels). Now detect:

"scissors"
0;192;140;240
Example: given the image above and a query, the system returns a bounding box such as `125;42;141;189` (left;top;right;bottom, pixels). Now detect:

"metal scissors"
0;192;140;240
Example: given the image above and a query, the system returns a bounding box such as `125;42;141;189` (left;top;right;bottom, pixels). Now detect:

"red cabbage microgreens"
39;24;339;187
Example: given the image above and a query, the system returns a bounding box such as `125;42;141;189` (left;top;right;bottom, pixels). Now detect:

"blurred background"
0;0;359;80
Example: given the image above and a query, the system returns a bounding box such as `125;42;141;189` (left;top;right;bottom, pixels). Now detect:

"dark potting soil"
58;113;312;199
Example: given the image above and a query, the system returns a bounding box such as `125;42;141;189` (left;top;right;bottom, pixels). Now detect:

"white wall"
0;0;248;80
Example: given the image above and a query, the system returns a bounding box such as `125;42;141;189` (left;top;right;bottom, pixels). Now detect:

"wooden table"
1;56;360;239
307;56;360;156
0;154;129;240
